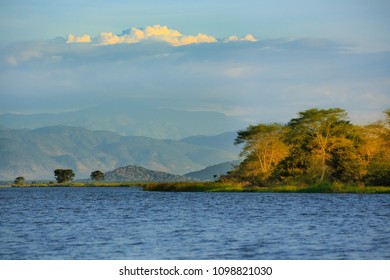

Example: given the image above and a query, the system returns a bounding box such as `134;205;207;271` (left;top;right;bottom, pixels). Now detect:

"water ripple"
0;187;389;259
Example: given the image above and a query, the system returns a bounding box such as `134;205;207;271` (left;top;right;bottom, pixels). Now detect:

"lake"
0;187;389;259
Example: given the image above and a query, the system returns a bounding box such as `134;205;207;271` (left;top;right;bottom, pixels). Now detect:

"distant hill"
0;101;245;139
0;125;239;180
180;132;241;154
104;165;194;182
184;161;240;181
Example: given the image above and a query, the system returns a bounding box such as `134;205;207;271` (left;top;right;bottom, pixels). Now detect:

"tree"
229;123;288;184
14;176;25;185
90;170;104;181
328;129;365;182
282;108;362;182
221;107;388;186
54;169;75;183
362;109;390;185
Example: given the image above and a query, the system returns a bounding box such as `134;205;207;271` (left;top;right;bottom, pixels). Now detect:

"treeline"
13;169;104;185
220;108;390;186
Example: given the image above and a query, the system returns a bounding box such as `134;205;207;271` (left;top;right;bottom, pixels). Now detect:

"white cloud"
226;34;258;42
143;25;181;38
168;33;217;46
95;25;217;46
66;25;258;47
67;34;91;43
96;32;127;45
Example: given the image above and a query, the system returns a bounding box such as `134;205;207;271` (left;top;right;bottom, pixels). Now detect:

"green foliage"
272;147;312;184
296;182;335;193
224;107;390;187
54;169;75;183
360;110;390;186
12;181;390;193
143;182;247;192
364;153;390;186
90;170;104;181
14;176;25;186
142;181;390;193
283;108;359;182
223;123;288;185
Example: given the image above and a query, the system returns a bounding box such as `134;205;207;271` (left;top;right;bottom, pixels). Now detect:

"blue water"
0;187;389;259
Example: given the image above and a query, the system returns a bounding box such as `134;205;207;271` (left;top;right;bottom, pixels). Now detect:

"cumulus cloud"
95;25;217;46
66;25;256;47
226;34;258;42
67;34;91;43
96;32;128;45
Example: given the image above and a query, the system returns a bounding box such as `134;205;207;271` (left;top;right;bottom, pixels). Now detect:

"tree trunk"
320;154;326;182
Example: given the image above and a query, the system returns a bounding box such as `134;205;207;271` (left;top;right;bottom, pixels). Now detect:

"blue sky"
0;0;389;125
1;0;389;50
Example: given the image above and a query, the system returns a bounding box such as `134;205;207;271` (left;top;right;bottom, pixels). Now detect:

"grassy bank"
143;182;247;192
8;181;142;188
268;182;390;194
143;181;390;194
6;181;390;193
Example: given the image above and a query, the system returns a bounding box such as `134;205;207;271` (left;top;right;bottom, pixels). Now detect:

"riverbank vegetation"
143;181;390;193
218;108;390;189
5;180;390;194
5;108;389;193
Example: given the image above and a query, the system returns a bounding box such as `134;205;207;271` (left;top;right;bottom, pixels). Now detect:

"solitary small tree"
54;169;75;183
90;170;104;181
14;176;25;185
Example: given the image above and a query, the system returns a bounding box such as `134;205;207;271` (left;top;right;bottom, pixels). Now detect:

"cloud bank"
66;24;256;46
1;25;389;126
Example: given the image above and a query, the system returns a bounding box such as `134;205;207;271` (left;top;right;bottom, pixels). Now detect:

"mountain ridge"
184;161;240;181
0;101;245;139
104;165;194;182
0;125;239;180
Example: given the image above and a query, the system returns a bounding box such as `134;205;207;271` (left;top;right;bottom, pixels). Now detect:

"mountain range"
0;125;240;180
184;161;239;181
0;101;245;140
102;161;238;182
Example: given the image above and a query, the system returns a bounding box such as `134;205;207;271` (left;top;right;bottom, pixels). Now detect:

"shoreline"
3;181;390;194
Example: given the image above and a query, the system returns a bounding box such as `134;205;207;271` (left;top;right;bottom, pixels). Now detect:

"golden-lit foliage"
222;108;390;186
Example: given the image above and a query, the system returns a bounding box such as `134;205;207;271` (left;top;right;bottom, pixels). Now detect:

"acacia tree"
363;109;390;185
282;108;362;182
90;170;104;181
54;169;75;183
221;107;388;186
14;176;25;185
228;123;288;184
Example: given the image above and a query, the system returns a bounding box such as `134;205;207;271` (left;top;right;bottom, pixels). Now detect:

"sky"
1;0;390;125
